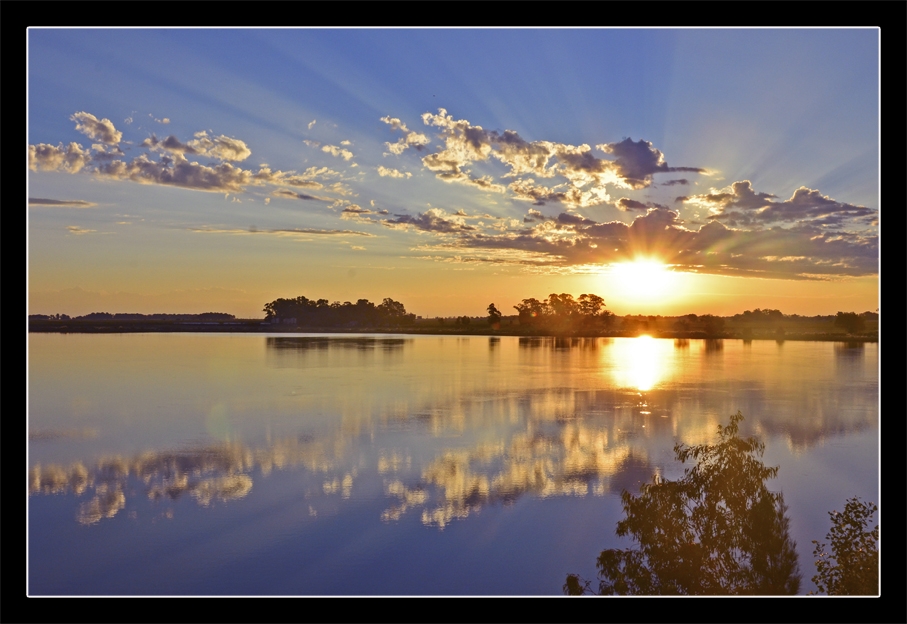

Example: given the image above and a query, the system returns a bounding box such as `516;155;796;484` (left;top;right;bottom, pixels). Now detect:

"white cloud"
142;131;251;162
381;115;430;154
322;145;354;161
29;143;92;173
71;111;122;145
377;166;412;179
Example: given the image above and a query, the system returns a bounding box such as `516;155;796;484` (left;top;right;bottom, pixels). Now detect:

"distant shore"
27;319;878;342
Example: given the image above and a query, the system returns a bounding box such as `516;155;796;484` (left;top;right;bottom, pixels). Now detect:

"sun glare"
609;260;674;301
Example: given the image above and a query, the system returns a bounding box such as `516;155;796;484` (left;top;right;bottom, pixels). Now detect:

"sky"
27;28;879;319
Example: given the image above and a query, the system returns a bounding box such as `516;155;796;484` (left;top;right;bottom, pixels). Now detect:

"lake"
27;333;879;595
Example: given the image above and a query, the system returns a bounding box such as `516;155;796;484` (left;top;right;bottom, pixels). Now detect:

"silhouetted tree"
514;298;546;327
834;312;865;335
565;412;800;595
514;293;612;333
810;497;878;595
487;303;502;326
699;314;725;336
263;295;411;327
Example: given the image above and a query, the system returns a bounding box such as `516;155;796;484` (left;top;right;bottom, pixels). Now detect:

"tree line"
28;312;235;321
508;293;615;333
262;296;415;328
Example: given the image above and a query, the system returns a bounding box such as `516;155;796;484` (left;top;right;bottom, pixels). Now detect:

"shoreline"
27;320;878;342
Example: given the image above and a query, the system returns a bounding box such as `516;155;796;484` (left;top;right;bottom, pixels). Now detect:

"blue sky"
28;28;879;318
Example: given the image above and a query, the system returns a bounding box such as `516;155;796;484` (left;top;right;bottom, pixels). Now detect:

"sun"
608;259;674;301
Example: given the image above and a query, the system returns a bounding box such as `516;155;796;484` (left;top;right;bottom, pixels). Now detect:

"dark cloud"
615;197;648;211
383;208;477;233
597;138;705;190
523;209;548;223
661;179;689;186
272;189;323;201
408;205;876;280
616;197;668;212
95;154;253;192
681;181;874;229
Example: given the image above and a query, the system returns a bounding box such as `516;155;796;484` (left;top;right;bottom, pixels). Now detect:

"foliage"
733;309;785;323
698;314;725;335
487;303;502;326
810;497;879;595
565;412;800;595
513;293;614;334
834;312;866;335
262;296;413;327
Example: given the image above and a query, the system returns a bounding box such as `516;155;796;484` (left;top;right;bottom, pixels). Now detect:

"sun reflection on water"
609;336;670;392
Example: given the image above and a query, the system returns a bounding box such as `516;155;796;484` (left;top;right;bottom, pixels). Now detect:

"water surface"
28;334;878;595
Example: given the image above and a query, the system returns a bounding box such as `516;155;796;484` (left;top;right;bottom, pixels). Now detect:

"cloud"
29;198;97;208
465;175;506;193
382;208;477;234
377;166;412;179
29;143;92;173
401;201;876;280
661;179;689;186
523;209;548;223
142;131;251;162
95;153;254;192
339;204;377;222
414;109;700;206
190;226;374;238
31;113;357;198
596;138;705;190
680;181;875;229
271;189;327;201
615;197;668;212
321;144;354;161
71;111;122;145
509;178;608;207
380;116;431;154
89;143;126;160
65;225;96;235
253;165;341;190
308;119;316;130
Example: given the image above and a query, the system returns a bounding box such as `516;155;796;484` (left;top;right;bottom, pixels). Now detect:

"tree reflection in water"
565;411;801;595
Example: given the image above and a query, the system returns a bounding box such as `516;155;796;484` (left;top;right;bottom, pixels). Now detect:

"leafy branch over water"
565;411;801;595
810;497;879;595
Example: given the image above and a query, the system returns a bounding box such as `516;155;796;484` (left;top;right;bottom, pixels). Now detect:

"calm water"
27;333;879;595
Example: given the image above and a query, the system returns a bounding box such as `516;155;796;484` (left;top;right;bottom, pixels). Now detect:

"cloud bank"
30;111;347;197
